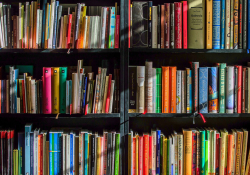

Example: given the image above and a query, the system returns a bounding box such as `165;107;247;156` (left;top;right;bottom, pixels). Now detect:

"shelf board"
129;48;248;53
0;49;120;53
129;113;250;118
0;113;120;118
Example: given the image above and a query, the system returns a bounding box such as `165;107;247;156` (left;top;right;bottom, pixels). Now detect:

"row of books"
129;62;249;114
0;60;120;114
128;0;250;49
1;124;121;175
128;128;249;175
0;1;120;49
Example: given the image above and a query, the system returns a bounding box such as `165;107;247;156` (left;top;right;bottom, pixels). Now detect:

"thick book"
59;67;67;114
170;67;177;113
43;68;52;114
187;0;205;48
161;5;165;48
183;129;192;175
225;0;230;49
148;1;152;48
145;62;153;113
177;71;182;113
208;67;218;113
170;3;175;48
152;6;158;48
237;66;242;113
129;67;137;113
52;68;60;114
241;129;248;175
218;63;227;113
206;0;213;49
199;67;208;113
233;0;239;49
226;66;234;113
25;124;33;175
165;3;170;49
132;1;148;47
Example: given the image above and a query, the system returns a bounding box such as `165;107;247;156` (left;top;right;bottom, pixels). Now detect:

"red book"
182;1;188;49
242;67;246;113
174;2;182;49
128;0;131;48
149;136;152;174
143;134;149;175
191;130;197;175
237;65;242;113
105;74;112;113
139;136;143;175
216;133;220;175
164;3;170;48
67;14;72;49
43;67;52;114
133;137;136;175
115;15;120;48
161;5;165;48
22;80;26;113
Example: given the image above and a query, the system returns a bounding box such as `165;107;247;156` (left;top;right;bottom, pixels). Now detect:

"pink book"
100;137;104;175
139;136;143;175
67;14;72;49
43;67;52;114
105;74;112;113
115;15;120;48
182;1;188;49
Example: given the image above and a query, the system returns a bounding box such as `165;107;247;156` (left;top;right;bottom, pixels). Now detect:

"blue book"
212;0;221;49
208;67;218;113
189;70;192;113
70;132;74;175
156;130;161;175
52;1;59;49
109;7;116;48
49;132;54;175
13;69;19;113
41;0;47;48
25;123;32;175
248;0;250;49
18;132;25;175
83;77;87;113
30;132;34;175
221;0;225;49
199;67;208;113
84;133;88;175
54;132;58;175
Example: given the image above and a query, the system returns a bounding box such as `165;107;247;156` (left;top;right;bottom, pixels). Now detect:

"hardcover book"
199;67;208;113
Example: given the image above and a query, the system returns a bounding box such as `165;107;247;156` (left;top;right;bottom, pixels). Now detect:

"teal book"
109;7;116;48
115;133;120;175
218;63;226;113
156;68;162;113
59;67;68;113
25;123;32;175
84;133;88;175
200;129;206;175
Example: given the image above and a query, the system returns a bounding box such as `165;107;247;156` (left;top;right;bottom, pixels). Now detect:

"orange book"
161;5;165;48
38;134;41;175
169;67;177;113
133;137;136;175
143;134;149;175
183;129;192;175
162;67;170;113
33;2;37;48
206;0;212;49
227;134;233;175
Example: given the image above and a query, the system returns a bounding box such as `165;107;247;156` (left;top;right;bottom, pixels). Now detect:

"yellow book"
220;130;227;175
52;67;60;114
135;134;139;175
183;129;192;175
224;129;228;174
79;8;84;49
96;137;101;175
206;0;212;49
45;3;49;49
163;137;168;175
241;129;248;175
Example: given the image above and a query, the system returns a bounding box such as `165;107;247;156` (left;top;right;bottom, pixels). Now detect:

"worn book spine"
234;67;238;113
157;5;161;48
225;0;231;49
165;3;170;49
192;62;199;113
177;71;182;113
181;70;186;113
241;130;248;175
221;0;226;49
137;66;145;113
148;1;152;48
170;3;175;48
235;131;243;175
182;1;188;49
208;67;218;113
212;0;221;49
218;63;227;113
242;0;247;49
186;68;192;113
152;6;158;48
226;66;234;113
170;67;177;113
206;0;213;49
174;2;182;48
161;5;165;48
129;67;137;113
242;68;246;113
233;0;239;49
237;66;242;113
146;62;153;113
238;0;243;49
199;67;208;113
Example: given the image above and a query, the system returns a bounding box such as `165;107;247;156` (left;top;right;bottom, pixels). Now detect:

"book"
218;63;227;113
52;67;60;114
221;0;226;49
43;68;51;114
174;2;182;49
233;0;239;49
137;66;145;113
59;67;67;113
199;67;208;113
192;62;199;113
206;0;213;49
208;67;218;113
226;66;234;113
162;67;169;113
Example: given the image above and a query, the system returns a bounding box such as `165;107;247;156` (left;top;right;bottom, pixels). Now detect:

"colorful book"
43;67;52;114
218;63;226;113
208;67;218;113
221;0;226;49
199;67;208;113
212;0;221;49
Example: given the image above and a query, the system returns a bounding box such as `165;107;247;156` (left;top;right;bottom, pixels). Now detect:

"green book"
18;150;21;175
205;140;209;175
205;130;211;175
218;63;226;113
200;129;206;175
15;150;18;175
156;68;162;113
115;133;120;175
59;67;68;113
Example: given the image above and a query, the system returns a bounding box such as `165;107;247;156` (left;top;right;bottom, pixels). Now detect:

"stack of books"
129;61;250;114
0;60;120;114
128;0;249;49
128;128;249;175
1;124;120;175
0;1;120;49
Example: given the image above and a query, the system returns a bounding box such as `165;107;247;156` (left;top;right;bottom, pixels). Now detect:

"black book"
113;69;117;113
91;134;96;175
242;0;247;49
148;1;153;48
234;67;238;113
117;69;120;113
106;133;112;175
157;5;161;48
56;5;62;48
111;132;116;175
39;80;43;114
132;1;148;47
7;5;12;49
129;66;137;113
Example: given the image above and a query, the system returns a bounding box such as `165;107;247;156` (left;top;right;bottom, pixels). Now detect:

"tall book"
241;129;248;175
237;66;242;113
206;0;213;49
221;0;226;49
161;5;165;48
208;67;218;113
156;68;162;113
233;0;239;49
170;3;175;48
152;6;158;48
186;68;192;113
129;67;137;113
165;3;170;49
145;62;153;113
187;0;205;48
148;1;152;48
192;62;199;113
218;63;226;113
169;67;177;113
43;68;52;114
226;66;234;113
183;129;192;175
199;67;208;113
225;0;231;49
162;67;169;113
181;71;186;113
25;124;33;175
235;130;243;175
52;67;60;114
177;71;182;113
137;66;145;113
174;2;182;49
182;1;188;49
59;67;67;114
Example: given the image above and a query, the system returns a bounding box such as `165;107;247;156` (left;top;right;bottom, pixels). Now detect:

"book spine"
109;7;115;48
248;0;250;49
143;135;149;175
186;69;190;113
200;131;205;175
234;0;239;49
174;2;182;49
241;131;248;175
235;67;238;113
149;136;152;175
59;67;67;114
115;15;120;48
226;66;234;113
192;62;199;113
245;69;248;113
192;132;197;175
165;3;170;49
7;5;11;49
225;0;231;49
157;5;160;48
129;67;137;113
235;133;243;175
146;62;153;113
13;16;17;48
239;0;243;48
156;68;162;113
43;68;52;114
161;5;165;48
152;6;158;48
206;0;213;49
242;68;246;113
105;75;112;113
148;2;152;48
242;0;247;49
176;71;182;113
170;3;175;48
208;67;218;113
137;67;145;113
221;0;226;49
237;66;242;113
219;63;227;113
199;67;208;113
156;130;161;175
184;131;192;175
182;1;187;49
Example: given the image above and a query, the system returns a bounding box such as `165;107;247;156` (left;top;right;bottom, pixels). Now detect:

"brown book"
71;12;76;49
6;80;9;113
63;15;68;49
235;129;243;175
241;129;248;175
13;15;17;49
164;3;170;49
242;67;246;113
105;8;110;48
161;5;165;48
59;16;64;49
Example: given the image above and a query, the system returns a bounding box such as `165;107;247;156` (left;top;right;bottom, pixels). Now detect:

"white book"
226;66;234;113
145;61;153;113
48;2;55;48
31;80;36;114
176;70;182;113
34;128;40;175
109;80;115;113
19;3;22;42
91;16;98;48
137;66;145;113
38;10;43;48
169;136;175;175
152;6;158;48
152;68;156;113
0;3;5;48
66;134;70;175
82;16;88;48
17;97;20;113
177;134;183;175
225;0;230;49
101;7;107;48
